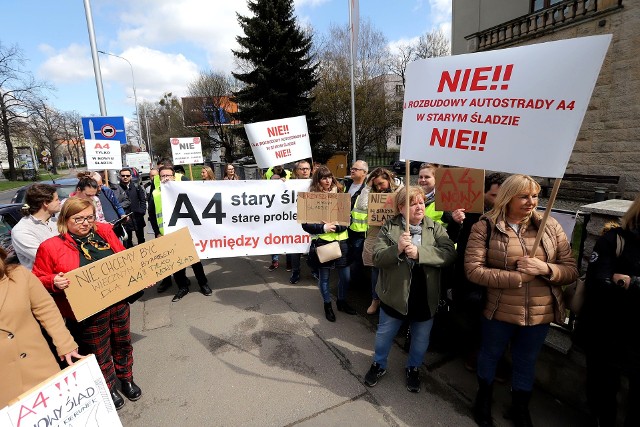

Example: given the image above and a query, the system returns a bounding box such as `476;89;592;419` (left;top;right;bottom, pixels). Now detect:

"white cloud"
39;44;95;83
387;37;420;54
294;0;332;7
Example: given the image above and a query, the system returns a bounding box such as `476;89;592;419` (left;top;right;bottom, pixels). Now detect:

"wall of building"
452;0;528;54
452;0;640;199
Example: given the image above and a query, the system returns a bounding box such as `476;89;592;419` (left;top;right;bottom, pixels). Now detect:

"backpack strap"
615;233;625;257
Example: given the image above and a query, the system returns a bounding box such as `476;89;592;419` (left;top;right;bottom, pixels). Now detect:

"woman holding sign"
464;174;577;427
301;166;355;322
32;197;141;411
0;248;82;408
364;185;456;393
360;167;402;314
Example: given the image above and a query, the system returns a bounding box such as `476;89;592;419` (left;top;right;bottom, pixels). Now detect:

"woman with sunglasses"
33;197;141;411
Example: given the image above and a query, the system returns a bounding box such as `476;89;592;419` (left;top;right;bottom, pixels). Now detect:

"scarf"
400;217;423;268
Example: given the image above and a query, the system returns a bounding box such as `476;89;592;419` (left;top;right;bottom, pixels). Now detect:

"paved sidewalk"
116;255;589;426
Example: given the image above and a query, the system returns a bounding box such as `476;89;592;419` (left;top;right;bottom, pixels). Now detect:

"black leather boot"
111;389;125;410
324;302;336;322
121;379;142;401
473;378;494;427
508;390;533;427
336;299;356;315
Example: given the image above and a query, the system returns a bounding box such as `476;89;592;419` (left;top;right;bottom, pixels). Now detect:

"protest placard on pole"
297;192;351;226
435;167;485;213
1;355;122;427
400;35;611;178
84;139;122;170
65;227;198;321
244;116;312;168
170;137;204;166
162;180;312;258
367;193;397;226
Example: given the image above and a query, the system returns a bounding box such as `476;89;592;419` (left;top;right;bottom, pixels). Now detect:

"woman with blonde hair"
302;166;355;321
201;166;216;181
33;197;141;410
465;174;578;427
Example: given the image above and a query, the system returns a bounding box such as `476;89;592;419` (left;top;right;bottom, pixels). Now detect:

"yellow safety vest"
317;229;349;242
349;194;369;233
264;167;292;180
425;202;445;226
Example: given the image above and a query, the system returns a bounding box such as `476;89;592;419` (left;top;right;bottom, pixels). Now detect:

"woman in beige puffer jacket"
464;174;578;427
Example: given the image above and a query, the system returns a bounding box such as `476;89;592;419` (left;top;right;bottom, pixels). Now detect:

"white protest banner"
84;139;122;170
1;355;122;427
400;35;611;178
244;116;312;168
162;180;311;258
170;137;204;165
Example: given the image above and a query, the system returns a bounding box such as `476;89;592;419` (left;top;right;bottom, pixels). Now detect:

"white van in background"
124;152;152;179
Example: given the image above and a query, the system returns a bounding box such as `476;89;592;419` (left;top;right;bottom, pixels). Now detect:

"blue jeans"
271;254;279;263
477;317;549;391
371;267;379;300
373;307;434;369
318;266;350;303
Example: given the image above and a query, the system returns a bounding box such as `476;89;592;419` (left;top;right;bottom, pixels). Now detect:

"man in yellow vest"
148;165;212;302
346;160;368;285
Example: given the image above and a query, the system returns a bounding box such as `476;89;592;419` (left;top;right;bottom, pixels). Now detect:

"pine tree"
232;0;319;136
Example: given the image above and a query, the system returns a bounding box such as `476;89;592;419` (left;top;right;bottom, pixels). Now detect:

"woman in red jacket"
33;197;140;411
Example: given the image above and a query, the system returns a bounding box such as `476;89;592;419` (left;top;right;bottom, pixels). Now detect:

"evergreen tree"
232;0;320;140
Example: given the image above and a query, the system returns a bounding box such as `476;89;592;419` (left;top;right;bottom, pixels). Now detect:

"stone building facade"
453;0;639;199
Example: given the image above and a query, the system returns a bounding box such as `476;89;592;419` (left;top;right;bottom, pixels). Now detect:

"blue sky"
1;0;451;123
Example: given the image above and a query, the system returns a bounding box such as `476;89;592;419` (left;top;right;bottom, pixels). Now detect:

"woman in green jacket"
363;185;456;393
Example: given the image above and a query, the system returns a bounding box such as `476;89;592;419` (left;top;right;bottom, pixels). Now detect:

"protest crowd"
1;157;638;427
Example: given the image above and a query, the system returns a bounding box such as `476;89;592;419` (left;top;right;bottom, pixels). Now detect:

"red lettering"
470;67;492;91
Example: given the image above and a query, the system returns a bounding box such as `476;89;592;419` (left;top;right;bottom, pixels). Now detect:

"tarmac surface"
117;253;590;427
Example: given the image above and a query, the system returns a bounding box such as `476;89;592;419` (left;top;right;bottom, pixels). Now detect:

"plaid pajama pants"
78;302;133;390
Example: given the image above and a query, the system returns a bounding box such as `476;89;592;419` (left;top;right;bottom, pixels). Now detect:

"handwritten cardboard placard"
65;227;198;321
296;192;351;226
1;355;122;427
367;193;398;226
435;167;485;213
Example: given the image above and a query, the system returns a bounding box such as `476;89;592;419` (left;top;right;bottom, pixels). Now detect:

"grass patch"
0;170;67;192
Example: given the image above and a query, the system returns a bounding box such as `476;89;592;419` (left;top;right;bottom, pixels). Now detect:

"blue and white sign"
81;116;127;145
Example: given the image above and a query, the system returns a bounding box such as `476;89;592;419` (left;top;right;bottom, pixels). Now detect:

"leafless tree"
59;111;85;168
185;70;239;162
26;99;64;174
388;29;451;88
0;42;52;179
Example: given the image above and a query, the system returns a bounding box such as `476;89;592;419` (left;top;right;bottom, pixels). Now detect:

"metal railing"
465;0;623;51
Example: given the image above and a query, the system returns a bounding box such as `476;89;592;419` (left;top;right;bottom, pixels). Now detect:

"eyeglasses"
120;174;131;178
72;215;96;224
351;168;365;172
160;174;175;179
297;167;310;171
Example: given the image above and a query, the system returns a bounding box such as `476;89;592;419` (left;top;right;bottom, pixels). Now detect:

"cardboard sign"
84;139;123;170
400;35;611;178
1;355;122;427
435;168;485;213
367;193;398;226
170;137;204;165
296;192;351;226
162;180;312;258
65;227;198;321
244;116;312;168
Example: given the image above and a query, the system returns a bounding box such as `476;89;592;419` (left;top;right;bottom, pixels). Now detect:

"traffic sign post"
81;116;128;146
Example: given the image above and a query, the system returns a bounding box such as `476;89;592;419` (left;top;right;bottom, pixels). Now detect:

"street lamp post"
97;50;149;156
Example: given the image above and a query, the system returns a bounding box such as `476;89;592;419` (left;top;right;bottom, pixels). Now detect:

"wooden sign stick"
529;178;562;256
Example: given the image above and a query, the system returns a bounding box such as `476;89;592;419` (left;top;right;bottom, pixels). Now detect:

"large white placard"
400;35;611;178
162;180;311;258
1;355;122;427
244;116;312;168
170;137;204;165
84;139;123;170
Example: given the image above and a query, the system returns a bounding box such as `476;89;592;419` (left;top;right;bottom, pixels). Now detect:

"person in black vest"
118;167;147;247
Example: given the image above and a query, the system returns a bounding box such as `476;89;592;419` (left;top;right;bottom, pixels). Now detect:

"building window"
395;84;403;95
396;135;401;145
531;0;562;12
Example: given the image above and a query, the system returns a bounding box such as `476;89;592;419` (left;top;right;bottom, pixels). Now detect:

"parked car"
392;160;424;175
11;178;80;204
236;156;255;165
0;203;25;263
